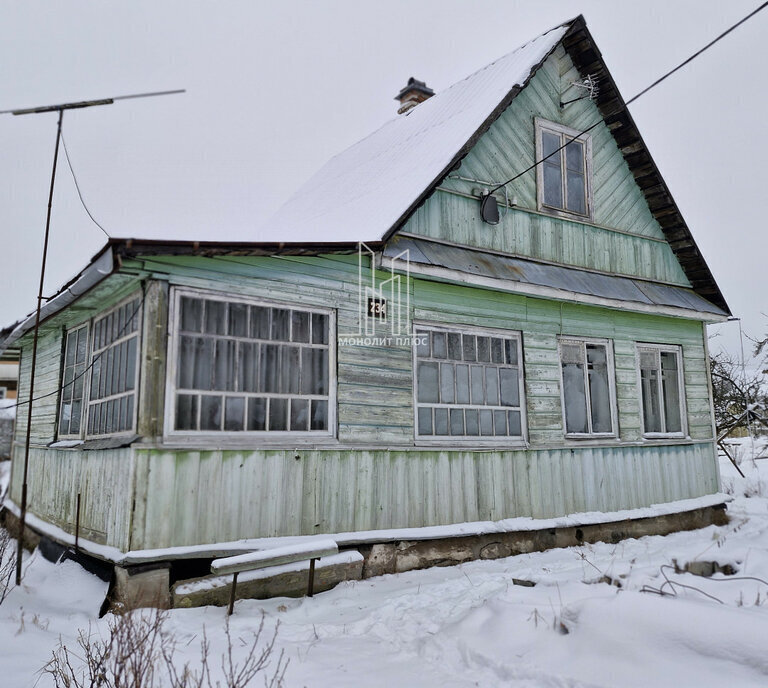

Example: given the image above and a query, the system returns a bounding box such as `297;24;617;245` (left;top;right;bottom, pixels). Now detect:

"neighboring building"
1;18;729;574
0;349;19;400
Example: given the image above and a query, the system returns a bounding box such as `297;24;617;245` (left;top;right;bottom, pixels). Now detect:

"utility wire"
488;2;768;195
59;131;111;238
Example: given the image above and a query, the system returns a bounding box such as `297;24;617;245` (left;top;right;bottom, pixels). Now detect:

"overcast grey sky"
1;1;764;360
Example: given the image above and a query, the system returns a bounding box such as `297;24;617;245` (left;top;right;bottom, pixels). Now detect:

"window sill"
414;437;528;449
156;434;339;451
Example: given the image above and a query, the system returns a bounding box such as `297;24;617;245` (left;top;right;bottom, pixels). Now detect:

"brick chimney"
394;77;434;114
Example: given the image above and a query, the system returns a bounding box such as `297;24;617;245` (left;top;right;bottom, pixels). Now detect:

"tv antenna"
2;88;185;586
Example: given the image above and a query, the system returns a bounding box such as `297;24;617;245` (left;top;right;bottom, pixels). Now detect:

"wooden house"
1;17;730;596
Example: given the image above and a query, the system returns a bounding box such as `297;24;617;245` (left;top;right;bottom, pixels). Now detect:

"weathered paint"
8;251;720;553
404;45;690;286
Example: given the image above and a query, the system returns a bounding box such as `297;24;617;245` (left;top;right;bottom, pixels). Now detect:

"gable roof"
263;15;729;315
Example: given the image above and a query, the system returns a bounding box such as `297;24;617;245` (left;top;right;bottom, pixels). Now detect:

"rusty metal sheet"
384;237;727;317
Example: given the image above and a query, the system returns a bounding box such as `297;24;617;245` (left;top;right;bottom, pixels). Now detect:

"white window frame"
636;343;688;439
56;292;143;441
535;117;594;221
558;336;618;439
164;286;337;441
57;322;90;439
412;322;527;446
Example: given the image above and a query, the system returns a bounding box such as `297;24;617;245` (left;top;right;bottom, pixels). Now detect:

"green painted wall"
8;252;719;551
402;45;690;286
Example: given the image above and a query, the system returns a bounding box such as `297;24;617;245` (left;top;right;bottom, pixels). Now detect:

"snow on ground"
3;442;768;687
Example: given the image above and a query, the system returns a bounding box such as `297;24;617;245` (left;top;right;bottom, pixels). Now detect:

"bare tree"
43;608;288;688
710;350;767;437
0;527;15;606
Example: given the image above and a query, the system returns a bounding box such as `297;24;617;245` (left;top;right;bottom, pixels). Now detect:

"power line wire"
59;131;111;238
488;2;768;195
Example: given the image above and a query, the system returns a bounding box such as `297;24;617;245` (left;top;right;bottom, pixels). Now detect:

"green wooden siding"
402;45;690;286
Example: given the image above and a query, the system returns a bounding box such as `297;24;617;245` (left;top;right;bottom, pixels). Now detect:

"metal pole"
15;108;64;585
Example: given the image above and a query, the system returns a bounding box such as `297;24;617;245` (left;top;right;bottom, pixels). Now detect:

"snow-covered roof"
259;21;571;243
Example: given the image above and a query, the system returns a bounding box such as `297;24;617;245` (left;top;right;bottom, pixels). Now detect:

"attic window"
535;118;593;220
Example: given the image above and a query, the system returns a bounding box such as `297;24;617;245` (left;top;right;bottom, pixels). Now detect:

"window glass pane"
310;399;328;431
470;365;485;405
587;344;612;433
417;362;439;403
269;398;287;431
455;364;470;404
204;300;227;335
432;332;447;359
562;360;588;434
485;368;499;405
462;335;476;361
290;398;309;431
192;337;214;390
271;309;291;341
238;341;259;392
281;346;301;394
565;140;583;171
251;306;271;339
499;368;519;407
291;311;310;343
543;162;563;208
418;407;433;435
176;394;198;430
69;401;81;434
465;409;479;436
200;395;222;430
125;337;137;391
447;333;462;360
641;367;662;433
440;363;455;404
450;408;464;435
493;410;507;436
542;131;561;159
213;339;236;391
224;397;245;431
504;339;518;365
415;330;430;358
508;411;522;437
491;339;504;364
476;337;490;362
65;332;77;367
228;303;248;337
566;170;586;215
311;313;328;345
247;398;266;431
180;297;203;333
479;409;494;435
260;344;280;393
661;352;682;433
434;408;449;435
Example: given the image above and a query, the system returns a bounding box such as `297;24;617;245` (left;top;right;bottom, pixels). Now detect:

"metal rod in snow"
15;108;64;585
0;89;185;116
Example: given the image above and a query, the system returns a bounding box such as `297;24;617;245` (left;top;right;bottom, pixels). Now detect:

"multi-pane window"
536;118;592;218
170;291;332;434
414;326;525;439
87;297;141;436
559;338;616;436
59;324;89;436
637;345;686;436
57;296;142;439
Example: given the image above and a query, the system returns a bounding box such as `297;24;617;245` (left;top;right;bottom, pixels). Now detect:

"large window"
637;344;686;437
168;290;333;436
559;337;616;437
414;325;525;440
535;118;593;219
58;295;142;439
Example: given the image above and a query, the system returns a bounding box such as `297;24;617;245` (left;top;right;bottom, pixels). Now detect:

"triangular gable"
263;15;729;314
